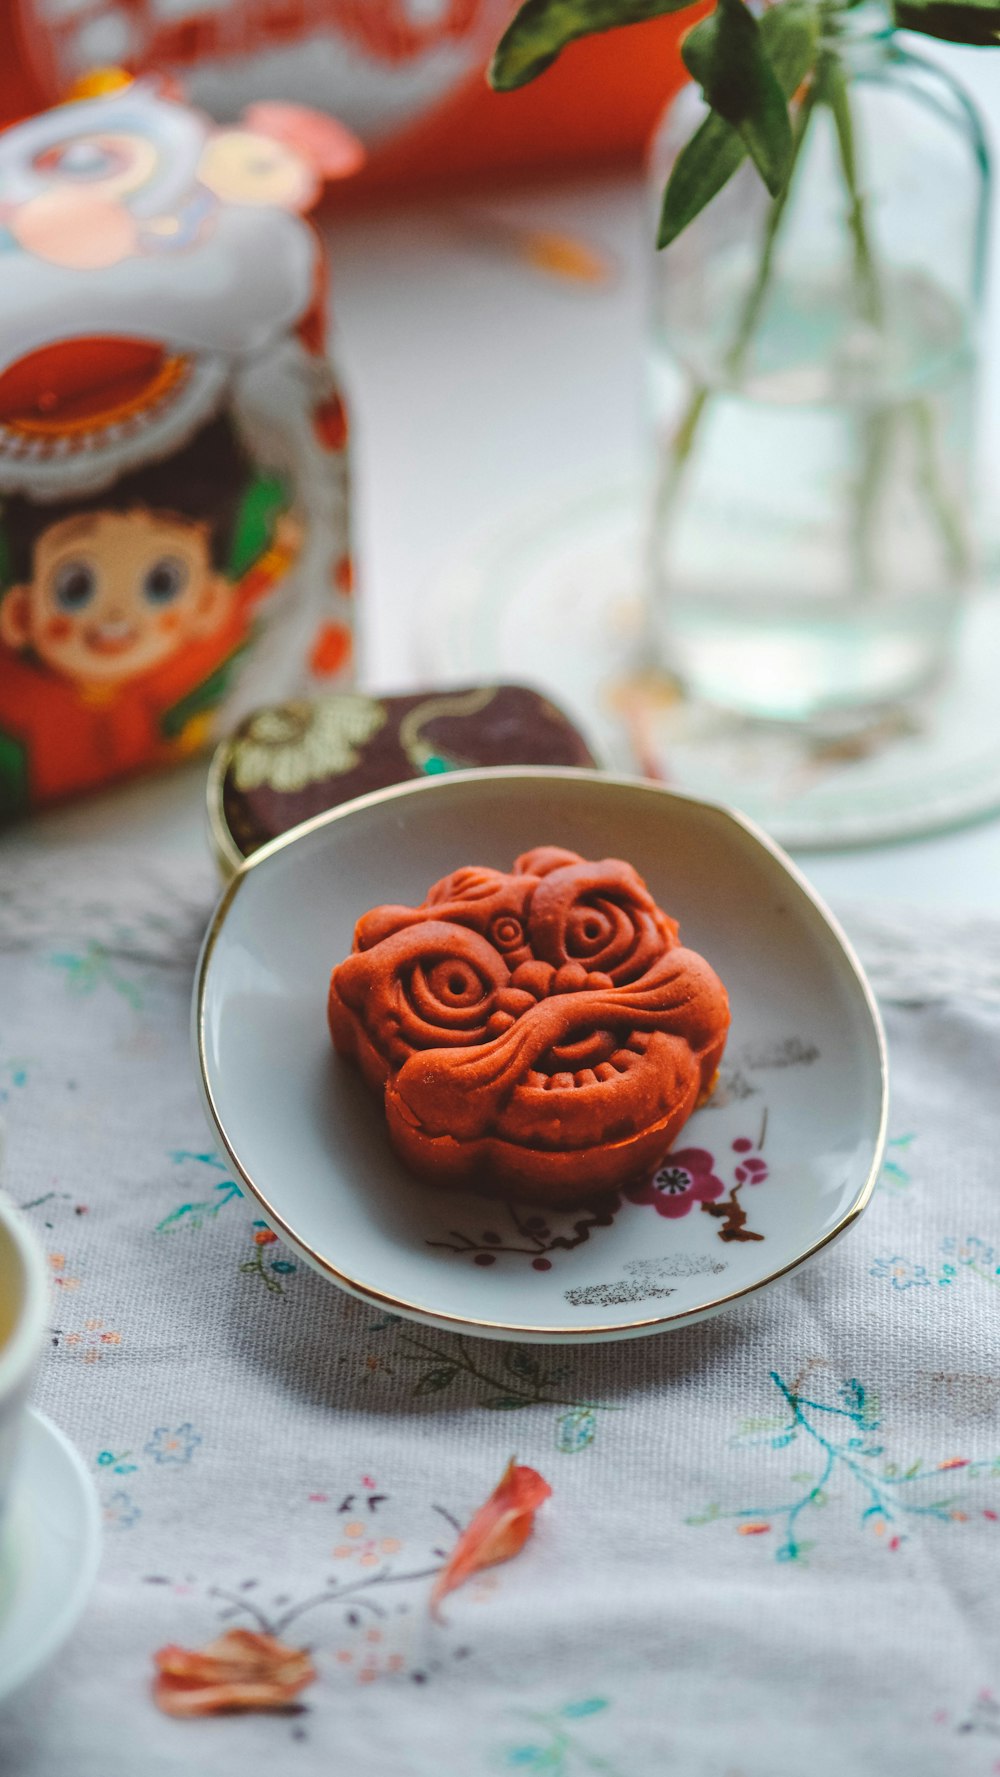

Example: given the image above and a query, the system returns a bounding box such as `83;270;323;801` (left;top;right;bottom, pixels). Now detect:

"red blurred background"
0;3;692;194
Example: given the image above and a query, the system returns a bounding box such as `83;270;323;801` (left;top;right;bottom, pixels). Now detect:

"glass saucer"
423;483;1000;849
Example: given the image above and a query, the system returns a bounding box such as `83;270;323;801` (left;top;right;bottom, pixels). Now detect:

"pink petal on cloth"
430;1458;552;1621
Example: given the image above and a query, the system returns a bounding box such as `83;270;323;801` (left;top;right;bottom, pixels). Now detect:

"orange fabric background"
353;16;694;192
0;9;692;191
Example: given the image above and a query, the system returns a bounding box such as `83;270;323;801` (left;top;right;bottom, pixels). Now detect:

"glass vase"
645;1;989;723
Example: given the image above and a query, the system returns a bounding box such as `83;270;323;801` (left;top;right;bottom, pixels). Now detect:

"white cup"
0;1194;50;1530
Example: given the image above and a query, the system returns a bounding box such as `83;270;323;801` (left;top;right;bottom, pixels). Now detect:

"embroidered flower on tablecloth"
332;1524;402;1567
624;1147;725;1219
57;1318;122;1361
869;1256;935;1291
687;1368;1000;1565
145;1424;202;1465
333;1626;407;1684
941;1236;998;1270
48;1252;80;1290
104;1489;141;1530
240;1222;297;1294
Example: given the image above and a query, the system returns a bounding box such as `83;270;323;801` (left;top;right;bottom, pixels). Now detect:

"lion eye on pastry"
406;956;499;1033
562;897;650;974
331;919;511;1064
528;863;675;986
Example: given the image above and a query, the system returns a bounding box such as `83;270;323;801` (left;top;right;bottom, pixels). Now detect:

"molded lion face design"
329;847;730;1207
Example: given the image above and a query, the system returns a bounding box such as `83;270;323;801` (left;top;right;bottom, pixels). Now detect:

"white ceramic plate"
0;1407;102;1701
196;769;887;1342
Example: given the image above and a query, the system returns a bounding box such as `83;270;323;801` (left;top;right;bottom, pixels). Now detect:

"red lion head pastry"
329;847;730;1207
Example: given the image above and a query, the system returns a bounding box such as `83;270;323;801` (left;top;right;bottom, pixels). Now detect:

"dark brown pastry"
329;847;730;1207
210;684;597;874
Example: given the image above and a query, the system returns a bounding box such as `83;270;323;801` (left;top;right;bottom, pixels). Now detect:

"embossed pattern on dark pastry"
328;847;731;1207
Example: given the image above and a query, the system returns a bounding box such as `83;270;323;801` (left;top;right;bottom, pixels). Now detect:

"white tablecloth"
2;842;1000;1775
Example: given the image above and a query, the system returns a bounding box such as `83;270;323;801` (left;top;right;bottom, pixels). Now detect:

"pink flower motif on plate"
732;1136;769;1187
624;1148;726;1219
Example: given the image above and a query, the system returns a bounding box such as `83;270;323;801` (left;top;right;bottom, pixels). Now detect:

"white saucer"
0;1408;101;1702
196;769;887;1343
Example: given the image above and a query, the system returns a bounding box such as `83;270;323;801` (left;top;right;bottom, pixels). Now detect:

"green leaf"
763;0;821;95
685;1502;721;1525
659;114;745;248
681;0;793;196
790;1538;816;1559
659;0;817;245
490;0;697;91
413;1367;459;1395
484;1395;531;1410
154;1204;195;1233
893;0;1000;40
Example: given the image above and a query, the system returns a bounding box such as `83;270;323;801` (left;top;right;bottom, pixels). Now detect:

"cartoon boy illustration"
0;413;296;816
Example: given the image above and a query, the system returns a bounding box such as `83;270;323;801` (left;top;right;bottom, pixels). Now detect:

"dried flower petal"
518;227;612;286
152;1628;316;1717
430;1457;551;1620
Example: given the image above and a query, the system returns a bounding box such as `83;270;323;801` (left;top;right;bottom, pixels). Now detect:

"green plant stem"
651;81;819;556
818;46;883;327
819;40;970;585
649;385;709;542
910;395;971;577
398;1332;607;1412
725;78;821;381
817;38;892;595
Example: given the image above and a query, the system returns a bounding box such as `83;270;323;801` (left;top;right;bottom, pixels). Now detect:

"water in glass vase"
646;268;974;722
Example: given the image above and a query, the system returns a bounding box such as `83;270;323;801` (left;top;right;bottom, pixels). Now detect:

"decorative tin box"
0;77;361;818
207;684;598;876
